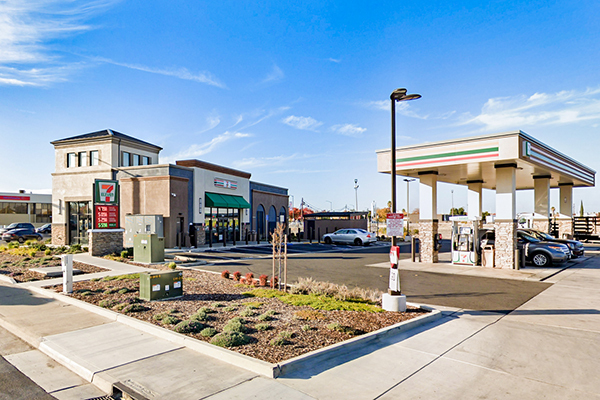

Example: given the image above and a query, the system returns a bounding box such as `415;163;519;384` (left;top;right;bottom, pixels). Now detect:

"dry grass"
291;277;383;303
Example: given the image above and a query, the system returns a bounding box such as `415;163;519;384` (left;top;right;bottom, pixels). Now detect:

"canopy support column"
494;164;517;269
418;171;438;263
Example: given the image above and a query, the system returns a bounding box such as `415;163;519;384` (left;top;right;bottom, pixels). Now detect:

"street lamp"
404;178;415;236
391;88;421;247
354;179;359;211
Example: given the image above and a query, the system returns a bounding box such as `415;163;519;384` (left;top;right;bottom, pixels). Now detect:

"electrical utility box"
125;215;164;248
133;234;165;263
139;270;183;301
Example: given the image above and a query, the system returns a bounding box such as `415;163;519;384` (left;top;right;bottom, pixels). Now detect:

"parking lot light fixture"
391;88;421;247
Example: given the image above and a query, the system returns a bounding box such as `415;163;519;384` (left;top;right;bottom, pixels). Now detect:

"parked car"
0;222;35;235
477;229;570;267
323;229;376;246
36;223;52;234
519;228;584;258
2;228;43;243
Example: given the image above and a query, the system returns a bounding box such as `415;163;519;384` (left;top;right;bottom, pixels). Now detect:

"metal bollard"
61;254;73;294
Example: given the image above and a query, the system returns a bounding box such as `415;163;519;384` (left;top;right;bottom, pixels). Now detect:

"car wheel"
37;235;43;241
324;237;332;245
532;252;551;267
354;238;363;246
18;237;24;243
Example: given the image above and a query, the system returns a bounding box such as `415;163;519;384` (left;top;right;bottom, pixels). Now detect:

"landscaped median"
29;266;441;377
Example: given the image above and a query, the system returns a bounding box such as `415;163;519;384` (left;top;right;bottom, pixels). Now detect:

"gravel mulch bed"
0;251;107;283
52;267;428;363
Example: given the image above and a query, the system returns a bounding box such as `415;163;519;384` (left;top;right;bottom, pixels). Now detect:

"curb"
0;275;17;284
25;285;440;379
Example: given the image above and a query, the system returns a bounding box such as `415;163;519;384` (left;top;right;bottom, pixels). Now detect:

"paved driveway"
190;242;551;313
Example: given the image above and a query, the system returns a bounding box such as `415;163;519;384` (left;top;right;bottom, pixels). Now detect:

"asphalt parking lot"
189;241;552;313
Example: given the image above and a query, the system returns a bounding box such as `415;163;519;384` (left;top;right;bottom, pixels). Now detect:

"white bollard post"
61;254;73;294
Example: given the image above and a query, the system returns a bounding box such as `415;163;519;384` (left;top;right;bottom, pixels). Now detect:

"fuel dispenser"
450;216;480;266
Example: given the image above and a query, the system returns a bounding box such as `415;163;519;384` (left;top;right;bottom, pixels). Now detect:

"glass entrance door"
68;201;92;245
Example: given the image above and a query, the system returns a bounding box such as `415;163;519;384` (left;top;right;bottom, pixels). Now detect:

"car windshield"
6;223;18;229
537;231;554;240
518;232;540;242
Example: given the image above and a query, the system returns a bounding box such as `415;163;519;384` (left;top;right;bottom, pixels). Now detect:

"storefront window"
68;201;92;245
204;208;241;245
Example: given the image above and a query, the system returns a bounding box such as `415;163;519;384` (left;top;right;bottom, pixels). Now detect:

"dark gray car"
519;228;584;258
0;222;35;235
478;229;570;267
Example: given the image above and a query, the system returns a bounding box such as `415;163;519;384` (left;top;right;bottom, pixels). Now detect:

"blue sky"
1;0;599;215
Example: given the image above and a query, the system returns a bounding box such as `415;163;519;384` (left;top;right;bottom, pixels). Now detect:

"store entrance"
205;208;241;246
68;201;92;245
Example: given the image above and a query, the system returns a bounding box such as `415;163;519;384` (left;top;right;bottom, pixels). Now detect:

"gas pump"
450;216;480;266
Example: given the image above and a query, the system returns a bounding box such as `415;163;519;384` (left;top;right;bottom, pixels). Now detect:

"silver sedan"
323;229;376;246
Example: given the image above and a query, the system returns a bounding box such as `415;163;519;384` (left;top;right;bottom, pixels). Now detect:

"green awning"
205;192;251;209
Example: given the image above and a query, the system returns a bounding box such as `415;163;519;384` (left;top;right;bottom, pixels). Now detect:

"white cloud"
232;154;298;169
260;64;284;84
281;115;323;131
462;87;600;131
161;131;251;163
0;0;116;86
328;58;341;63
330;123;366;137
94;57;226;88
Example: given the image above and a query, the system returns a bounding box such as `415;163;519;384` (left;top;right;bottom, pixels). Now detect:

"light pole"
451;190;454;216
391;88;421;247
404;178;415;236
354;179;359;211
326;200;332;211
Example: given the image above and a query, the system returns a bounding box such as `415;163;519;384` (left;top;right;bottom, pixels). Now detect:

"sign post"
389;245;401;294
61;254;73;294
93;179;120;229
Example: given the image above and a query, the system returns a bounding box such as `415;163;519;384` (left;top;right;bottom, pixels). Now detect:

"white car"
323;229;376;246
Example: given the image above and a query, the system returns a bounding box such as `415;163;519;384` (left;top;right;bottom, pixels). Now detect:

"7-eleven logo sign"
99;182;116;203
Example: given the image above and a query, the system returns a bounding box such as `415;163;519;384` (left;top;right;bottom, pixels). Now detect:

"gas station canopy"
376;131;595;189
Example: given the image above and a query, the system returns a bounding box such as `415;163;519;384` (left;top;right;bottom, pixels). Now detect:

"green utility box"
139;270;183;301
133;234;165;263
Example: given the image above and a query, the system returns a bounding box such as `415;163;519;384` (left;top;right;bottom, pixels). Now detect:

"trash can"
482;245;495;268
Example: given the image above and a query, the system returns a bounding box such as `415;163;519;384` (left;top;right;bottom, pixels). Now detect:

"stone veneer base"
419;220;439;263
88;229;124;257
494;220;516;269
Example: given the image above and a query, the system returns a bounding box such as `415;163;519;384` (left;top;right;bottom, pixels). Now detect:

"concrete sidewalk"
0;251;599;399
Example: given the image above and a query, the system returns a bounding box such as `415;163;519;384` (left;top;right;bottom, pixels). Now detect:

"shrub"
269;337;287;346
301;324;313;332
326;322;360;335
257;313;272;322
99;299;117;308
255;323;271;331
174;320;204;334
162;315;181;325
44;249;52;256
294;310;326;321
80;291;93;296
200;327;217;337
223;319;247;333
244;302;262;309
104;288;118;295
270;276;279;288
259;274;268;286
121;304;148;313
232;271;241;281
198;306;216;314
245;272;254;281
117;288;129;294
240;277;247;284
29;250;37;257
279;331;294;340
245;289;384;312
120;250;129;258
239;309;256;317
167;262;177;270
8;242;19;249
210;331;251;347
223;306;236;312
69;244;82;253
212;302;224;308
191;310;209;321
221;270;230;279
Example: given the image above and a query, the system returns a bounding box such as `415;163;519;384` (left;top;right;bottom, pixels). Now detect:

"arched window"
268;205;277;236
